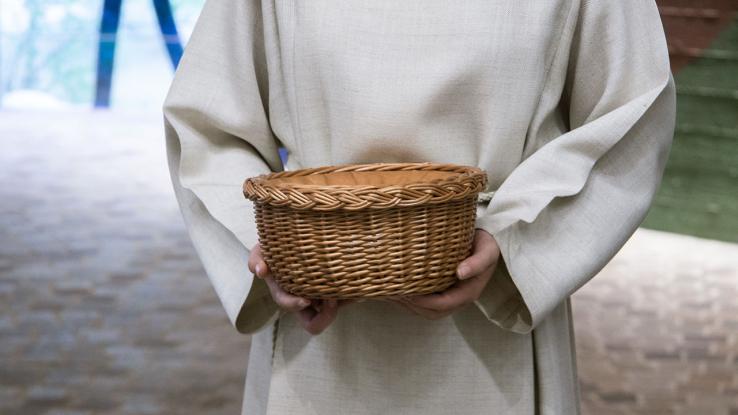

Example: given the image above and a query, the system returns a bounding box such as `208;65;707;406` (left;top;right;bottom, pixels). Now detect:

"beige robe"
163;0;675;413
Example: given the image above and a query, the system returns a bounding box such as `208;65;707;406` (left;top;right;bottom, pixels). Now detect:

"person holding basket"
163;1;675;413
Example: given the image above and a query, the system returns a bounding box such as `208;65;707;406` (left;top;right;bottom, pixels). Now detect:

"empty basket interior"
266;170;462;187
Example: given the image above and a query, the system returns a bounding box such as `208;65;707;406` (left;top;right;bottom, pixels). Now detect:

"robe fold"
163;0;675;413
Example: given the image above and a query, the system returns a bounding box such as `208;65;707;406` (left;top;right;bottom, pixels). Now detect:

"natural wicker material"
243;162;488;299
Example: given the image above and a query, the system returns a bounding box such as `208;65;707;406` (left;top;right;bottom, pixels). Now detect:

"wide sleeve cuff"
471;233;533;334
165;120;280;334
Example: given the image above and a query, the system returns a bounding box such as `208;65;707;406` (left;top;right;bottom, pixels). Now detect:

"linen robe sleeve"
472;1;676;334
163;0;281;334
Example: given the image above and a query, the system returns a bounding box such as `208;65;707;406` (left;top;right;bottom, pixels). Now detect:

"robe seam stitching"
271;315;280;365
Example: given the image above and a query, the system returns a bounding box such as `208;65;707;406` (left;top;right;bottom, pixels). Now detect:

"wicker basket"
242;162;488;299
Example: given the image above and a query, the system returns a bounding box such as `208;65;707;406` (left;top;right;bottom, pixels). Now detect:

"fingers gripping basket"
243;162;488;299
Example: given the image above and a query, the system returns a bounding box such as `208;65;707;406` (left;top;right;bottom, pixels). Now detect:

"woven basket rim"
243;162;488;211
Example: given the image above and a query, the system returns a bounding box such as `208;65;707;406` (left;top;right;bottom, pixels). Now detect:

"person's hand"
248;243;352;335
395;229;500;320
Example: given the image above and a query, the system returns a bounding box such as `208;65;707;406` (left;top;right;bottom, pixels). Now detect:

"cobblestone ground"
0;111;249;415
1;111;737;414
575;231;738;415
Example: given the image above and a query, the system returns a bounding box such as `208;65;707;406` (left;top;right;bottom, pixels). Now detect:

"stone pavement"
575;230;738;415
0;111;249;414
0;110;736;414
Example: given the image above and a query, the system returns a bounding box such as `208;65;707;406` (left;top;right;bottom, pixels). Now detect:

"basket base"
276;275;459;300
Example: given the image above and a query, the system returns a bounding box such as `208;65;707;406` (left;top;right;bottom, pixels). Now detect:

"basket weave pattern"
244;163;487;299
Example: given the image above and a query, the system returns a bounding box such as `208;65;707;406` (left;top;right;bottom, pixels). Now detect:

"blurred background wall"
0;1;736;414
1;0;202;110
644;0;738;244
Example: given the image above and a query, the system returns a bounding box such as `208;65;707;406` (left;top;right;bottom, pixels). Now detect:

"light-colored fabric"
163;0;675;413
